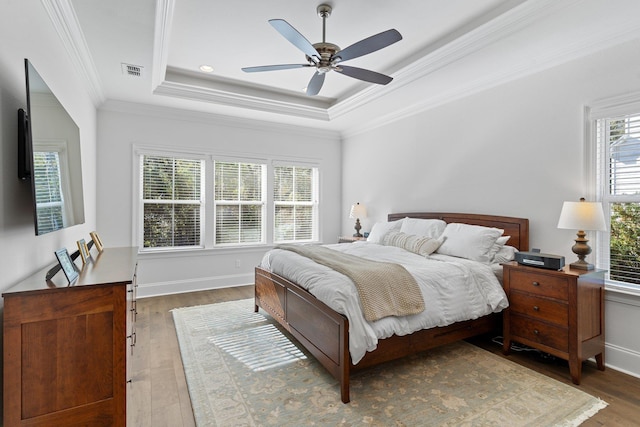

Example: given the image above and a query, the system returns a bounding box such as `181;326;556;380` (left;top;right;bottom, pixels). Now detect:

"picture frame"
54;248;79;284
77;238;90;264
90;231;104;252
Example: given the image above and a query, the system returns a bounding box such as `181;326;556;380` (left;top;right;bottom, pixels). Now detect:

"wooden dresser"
502;261;605;384
3;247;138;427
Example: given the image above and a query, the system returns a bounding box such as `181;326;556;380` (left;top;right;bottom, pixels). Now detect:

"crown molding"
342;2;640;138
150;0;568;122
41;0;105;105
99;99;340;140
154;79;331;121
151;0;175;89
50;0;640;135
330;0;567;121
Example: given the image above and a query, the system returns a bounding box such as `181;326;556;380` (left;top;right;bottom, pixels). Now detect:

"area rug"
172;299;607;426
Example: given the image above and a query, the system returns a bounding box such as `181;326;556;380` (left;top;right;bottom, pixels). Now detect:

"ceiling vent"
121;63;144;77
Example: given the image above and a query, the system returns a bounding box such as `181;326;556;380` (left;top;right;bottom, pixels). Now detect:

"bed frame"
254;212;529;403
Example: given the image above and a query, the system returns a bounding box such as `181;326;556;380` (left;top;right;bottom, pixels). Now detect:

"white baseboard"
604;342;640;379
136;273;254;298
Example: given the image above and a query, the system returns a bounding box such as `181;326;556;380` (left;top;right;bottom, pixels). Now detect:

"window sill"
137;244;274;259
605;281;640;307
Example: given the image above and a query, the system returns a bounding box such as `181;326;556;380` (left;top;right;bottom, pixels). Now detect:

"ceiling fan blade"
242;64;311;73
335;65;393;85
306;71;325;96
269;19;320;62
332;29;402;63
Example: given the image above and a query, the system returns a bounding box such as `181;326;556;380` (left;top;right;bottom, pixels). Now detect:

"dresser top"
3;247;138;297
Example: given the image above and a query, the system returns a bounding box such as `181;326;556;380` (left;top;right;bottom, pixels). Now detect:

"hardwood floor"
128;285;254;427
128;286;640;426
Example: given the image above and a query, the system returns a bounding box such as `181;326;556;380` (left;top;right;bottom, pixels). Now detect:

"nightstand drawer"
509;291;568;325
509;270;568;301
510;314;568;353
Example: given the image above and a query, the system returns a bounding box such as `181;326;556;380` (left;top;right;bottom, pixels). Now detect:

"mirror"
25;59;85;235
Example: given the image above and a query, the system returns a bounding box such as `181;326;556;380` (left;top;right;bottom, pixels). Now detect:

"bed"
254;212;529;403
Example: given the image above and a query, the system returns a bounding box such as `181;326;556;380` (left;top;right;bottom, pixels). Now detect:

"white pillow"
366;219;403;243
493;246;518;264
436;223;504;262
400;218;446;238
383;231;444;256
487;235;511;262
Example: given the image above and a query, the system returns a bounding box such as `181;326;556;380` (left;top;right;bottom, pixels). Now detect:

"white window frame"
273;162;319;243
586;92;640;294
213;159;267;246
136;148;206;252
133;145;322;252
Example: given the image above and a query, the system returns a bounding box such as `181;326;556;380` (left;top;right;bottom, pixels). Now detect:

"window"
141;155;203;249
137;149;320;250
214;161;266;245
274;165;318;242
33;151;65;234
594;113;640;287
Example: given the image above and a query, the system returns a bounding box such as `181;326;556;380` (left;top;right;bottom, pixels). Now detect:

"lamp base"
353;218;363;238
569;230;594;270
569;260;594;270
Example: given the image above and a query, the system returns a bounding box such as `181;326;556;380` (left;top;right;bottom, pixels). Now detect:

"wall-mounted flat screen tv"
18;59;85;235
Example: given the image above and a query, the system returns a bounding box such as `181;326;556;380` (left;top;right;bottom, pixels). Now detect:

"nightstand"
502;261;605;384
338;236;366;243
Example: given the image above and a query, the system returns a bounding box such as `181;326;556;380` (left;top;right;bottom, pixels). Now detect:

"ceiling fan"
242;4;402;96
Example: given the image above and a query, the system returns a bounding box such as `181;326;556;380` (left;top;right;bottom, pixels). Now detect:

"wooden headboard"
387;212;529;251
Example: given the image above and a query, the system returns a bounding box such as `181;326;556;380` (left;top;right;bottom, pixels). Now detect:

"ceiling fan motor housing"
308;42;340;73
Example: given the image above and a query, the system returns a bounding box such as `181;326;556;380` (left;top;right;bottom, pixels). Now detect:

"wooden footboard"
255;267;351;402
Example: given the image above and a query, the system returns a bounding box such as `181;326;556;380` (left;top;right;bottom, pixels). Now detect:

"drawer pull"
533;306;539;311
532;281;540;287
534;329;540;335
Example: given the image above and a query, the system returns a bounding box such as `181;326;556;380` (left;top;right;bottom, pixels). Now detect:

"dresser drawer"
510;314;568;353
509;291;568;325
509;270;568;300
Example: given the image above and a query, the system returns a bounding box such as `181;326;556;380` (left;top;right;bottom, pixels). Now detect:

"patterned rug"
172;299;607;426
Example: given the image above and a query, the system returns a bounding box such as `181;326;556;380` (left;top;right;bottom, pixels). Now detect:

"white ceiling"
59;0;640;134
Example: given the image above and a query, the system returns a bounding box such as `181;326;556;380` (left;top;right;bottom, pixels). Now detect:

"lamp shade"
349;203;367;219
557;200;607;231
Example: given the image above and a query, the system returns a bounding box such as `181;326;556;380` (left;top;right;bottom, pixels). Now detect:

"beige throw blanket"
277;244;425;322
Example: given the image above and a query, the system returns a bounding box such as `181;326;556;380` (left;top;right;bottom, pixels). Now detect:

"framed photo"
54;248;79;284
90;231;104;252
77;239;90;264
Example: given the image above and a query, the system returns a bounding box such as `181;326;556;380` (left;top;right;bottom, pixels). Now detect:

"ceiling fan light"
199;65;214;73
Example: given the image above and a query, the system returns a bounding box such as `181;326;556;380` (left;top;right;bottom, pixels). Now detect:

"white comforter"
260;241;509;364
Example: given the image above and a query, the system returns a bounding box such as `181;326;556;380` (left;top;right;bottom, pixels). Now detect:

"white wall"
0;3;97;294
96;103;342;297
341;39;640;377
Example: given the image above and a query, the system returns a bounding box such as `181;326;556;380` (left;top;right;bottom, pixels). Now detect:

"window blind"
274;165;317;242
214;161;265;244
598;114;640;285
142;156;203;248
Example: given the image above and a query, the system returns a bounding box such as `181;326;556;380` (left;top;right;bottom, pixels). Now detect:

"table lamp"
557;198;607;270
349;203;367;237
